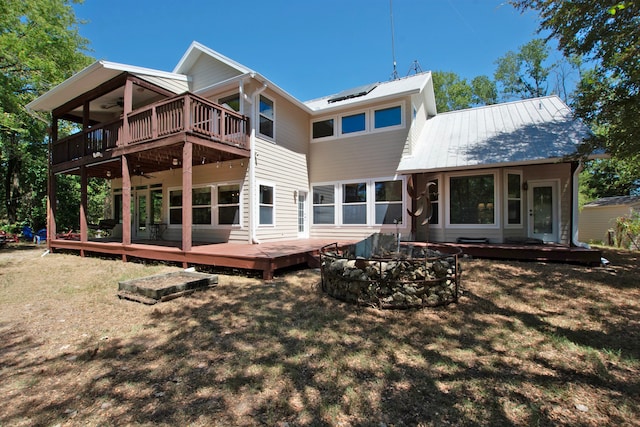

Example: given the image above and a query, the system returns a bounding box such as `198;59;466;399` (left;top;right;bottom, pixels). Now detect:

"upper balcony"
52;92;250;176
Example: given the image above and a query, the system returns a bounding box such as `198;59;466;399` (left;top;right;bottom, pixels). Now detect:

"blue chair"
35;228;47;244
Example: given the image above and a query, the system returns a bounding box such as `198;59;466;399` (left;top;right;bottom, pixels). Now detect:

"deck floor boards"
48;238;602;279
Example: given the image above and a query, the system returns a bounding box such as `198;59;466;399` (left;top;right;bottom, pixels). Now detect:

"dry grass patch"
0;244;638;426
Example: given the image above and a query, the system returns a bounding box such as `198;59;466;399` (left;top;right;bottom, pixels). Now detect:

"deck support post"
122;155;132;246
47;120;58;249
79;165;88;255
182;141;193;252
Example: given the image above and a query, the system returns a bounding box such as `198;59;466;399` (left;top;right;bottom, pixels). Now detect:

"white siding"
579;205;639;243
188;54;244;93
253;90;310;241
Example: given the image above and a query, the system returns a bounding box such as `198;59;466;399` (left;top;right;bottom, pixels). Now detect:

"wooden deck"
48;237;603;280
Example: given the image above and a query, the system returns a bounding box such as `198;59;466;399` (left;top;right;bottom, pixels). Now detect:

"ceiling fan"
133;166;155;179
100;97;124;110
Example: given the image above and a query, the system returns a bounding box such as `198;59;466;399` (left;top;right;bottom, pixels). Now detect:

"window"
169;189;183;225
218;184;240;225
259;184;274;225
313;185;335;224
259;95;274;138
374;105;402;129
375;180;403;224
449;174;495;225
219;93;240;112
507;173;522;225
428;179;439;225
341;112;366;134
169;187;212;225
343;182;367;224
312;119;334;139
192;187;212;225
113;191;122;223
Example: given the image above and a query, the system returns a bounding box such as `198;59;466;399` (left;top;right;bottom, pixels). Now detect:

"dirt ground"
0;244;638;426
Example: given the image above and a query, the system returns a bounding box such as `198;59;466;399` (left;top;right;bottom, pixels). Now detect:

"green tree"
509;1;640;161
494;38;552;100
580;157;640;200
0;0;91;227
470;75;498;106
433;72;497;113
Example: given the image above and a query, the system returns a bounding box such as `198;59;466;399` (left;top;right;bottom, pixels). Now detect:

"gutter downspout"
247;75;268;244
571;160;590;248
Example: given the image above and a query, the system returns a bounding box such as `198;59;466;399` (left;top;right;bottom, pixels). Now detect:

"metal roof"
397;95;591;173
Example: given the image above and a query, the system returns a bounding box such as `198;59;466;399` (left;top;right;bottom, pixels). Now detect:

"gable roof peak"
173;41;253;75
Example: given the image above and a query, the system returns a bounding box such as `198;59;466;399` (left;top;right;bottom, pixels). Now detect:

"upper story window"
313;118;334;139
219;93;240;112
259;95;274;139
374;106;402;129
341;112;366;134
311;102;404;141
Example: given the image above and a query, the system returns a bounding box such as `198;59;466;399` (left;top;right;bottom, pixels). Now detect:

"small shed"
578;196;640;244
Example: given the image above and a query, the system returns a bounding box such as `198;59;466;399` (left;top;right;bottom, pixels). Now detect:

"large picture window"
342;182;367;224
375;180;403;224
259;184;274;225
313;185;335;224
449;174;495;225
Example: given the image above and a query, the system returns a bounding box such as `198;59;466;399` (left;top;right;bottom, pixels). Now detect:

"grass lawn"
0;244;638;426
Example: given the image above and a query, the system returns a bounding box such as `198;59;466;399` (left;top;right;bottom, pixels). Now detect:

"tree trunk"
4;134;21;224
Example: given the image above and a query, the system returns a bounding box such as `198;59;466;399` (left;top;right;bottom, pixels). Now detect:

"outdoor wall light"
522;182;528;191
106;170;111;178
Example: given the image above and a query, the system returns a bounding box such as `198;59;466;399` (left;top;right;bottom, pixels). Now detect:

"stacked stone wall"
321;243;462;309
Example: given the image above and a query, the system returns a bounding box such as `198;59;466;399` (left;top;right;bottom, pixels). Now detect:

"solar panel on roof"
327;83;378;103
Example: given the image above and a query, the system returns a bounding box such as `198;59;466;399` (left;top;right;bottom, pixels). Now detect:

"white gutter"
572;161;590;248
248;77;268;244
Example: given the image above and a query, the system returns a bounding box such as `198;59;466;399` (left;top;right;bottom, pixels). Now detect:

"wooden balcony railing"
51;93;250;166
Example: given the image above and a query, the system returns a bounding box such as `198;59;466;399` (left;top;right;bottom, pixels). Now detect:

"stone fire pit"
117;271;218;304
320;234;462;309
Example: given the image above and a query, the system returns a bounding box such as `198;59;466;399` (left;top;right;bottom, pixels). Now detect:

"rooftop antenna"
389;0;399;80
407;60;423;76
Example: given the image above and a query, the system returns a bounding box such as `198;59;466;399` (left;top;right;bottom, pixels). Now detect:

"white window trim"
310;115;338;141
257;94;275;141
257;181;276;227
340;112;368;137
311;176;407;227
504;170;523;229
310;101;405;142
341;180;369;225
167;182;243;229
371;102;405;134
311;183;338;226
424;175;442;229
215;181;243;228
445;170;501;229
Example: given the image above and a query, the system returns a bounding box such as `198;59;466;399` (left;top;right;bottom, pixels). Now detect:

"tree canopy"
494;38;553;100
510;1;640;162
432;71;496;113
0;0;92;229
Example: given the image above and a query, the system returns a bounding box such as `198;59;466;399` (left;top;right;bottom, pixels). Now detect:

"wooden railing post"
151;105;158;140
183;95;191;132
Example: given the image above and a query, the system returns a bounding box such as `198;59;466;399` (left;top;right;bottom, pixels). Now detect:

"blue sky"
73;0;549;101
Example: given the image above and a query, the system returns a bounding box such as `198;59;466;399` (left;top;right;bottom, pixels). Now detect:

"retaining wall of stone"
320;244;462;309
